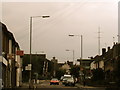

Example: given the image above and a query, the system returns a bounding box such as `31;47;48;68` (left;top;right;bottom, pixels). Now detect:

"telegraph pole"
98;26;101;55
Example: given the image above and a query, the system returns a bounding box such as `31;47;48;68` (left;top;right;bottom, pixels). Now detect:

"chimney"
108;47;110;51
102;48;106;55
53;57;56;59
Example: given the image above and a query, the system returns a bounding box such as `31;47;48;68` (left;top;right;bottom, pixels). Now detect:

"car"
60;76;64;81
61;74;72;84
50;78;59;85
64;77;75;86
62;78;68;85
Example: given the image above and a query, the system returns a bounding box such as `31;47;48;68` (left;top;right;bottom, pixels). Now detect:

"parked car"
50;78;59;85
62;78;68;85
64;77;75;86
61;74;72;84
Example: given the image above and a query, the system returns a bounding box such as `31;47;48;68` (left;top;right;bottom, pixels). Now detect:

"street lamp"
68;34;83;65
29;15;50;86
66;49;75;65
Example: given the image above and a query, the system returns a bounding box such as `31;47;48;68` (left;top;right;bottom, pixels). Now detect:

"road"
21;80;78;88
2;80;106;90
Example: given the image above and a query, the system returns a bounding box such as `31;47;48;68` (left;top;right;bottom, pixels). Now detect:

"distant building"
77;59;93;70
51;57;58;77
22;53;52;81
58;63;64;68
67;61;73;67
51;57;58;63
77;59;93;78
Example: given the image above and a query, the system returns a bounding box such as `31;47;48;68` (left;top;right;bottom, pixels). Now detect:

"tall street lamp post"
68;34;83;65
69;34;84;84
66;49;75;64
29;15;50;87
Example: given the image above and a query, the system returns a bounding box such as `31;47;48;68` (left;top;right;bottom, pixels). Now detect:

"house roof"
93;43;120;63
0;22;20;48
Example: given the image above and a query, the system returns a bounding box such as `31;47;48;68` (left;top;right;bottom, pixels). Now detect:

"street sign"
25;65;31;71
28;64;32;67
16;50;24;56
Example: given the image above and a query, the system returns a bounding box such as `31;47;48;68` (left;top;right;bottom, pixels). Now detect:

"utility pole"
73;50;75;64
98;26;101;55
68;34;83;65
66;49;75;65
117;35;120;43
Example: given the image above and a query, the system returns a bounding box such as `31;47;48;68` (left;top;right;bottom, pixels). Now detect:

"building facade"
0;22;23;88
22;53;52;82
91;43;120;82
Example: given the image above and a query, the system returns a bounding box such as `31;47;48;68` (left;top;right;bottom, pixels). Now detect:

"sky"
1;0;119;63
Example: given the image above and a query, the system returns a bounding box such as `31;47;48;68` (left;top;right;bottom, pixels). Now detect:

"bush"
91;68;105;81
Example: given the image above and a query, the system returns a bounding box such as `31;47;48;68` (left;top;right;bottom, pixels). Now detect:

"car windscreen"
51;78;58;81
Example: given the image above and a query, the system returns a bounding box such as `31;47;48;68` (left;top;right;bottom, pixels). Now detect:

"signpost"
25;64;32;71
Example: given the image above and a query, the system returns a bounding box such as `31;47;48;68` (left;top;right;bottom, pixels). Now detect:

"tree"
91;68;105;81
56;69;66;79
70;65;80;78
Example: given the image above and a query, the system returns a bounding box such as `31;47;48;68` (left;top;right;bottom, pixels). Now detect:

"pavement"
75;83;106;90
21;80;46;88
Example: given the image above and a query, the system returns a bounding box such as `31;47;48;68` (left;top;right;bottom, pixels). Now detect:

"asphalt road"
35;80;77;88
2;80;106;90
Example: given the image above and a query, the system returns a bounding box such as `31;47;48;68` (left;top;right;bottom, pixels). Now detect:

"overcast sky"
1;0;119;63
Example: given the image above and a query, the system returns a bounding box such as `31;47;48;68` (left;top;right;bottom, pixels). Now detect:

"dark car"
50;78;59;85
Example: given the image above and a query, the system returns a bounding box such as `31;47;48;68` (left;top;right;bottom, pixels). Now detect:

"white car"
64;77;75;86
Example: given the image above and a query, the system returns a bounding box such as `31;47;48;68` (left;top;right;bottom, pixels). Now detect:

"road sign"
25;66;31;71
16;50;24;56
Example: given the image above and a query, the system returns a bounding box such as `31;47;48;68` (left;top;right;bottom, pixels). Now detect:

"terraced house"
91;43;120;84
